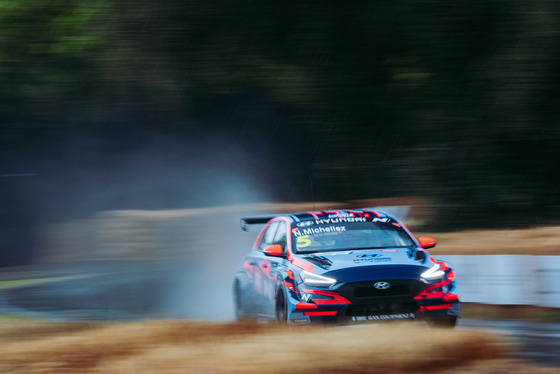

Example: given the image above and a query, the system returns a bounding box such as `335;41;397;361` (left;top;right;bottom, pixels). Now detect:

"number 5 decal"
297;235;311;248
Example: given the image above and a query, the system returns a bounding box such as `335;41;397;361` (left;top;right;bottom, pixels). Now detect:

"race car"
233;209;459;326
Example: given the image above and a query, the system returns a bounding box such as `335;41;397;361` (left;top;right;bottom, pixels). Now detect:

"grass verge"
461;303;560;323
0;320;509;374
0;275;93;291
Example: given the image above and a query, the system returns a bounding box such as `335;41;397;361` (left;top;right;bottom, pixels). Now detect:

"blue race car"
233;209;459;326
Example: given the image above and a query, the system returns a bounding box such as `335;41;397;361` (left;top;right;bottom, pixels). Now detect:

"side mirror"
263;244;285;257
418;237;437;249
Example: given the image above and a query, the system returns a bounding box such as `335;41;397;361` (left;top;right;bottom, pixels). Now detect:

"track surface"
1;261;559;368
458;318;560;369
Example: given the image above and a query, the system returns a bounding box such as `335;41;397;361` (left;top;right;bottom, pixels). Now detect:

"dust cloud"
0;131;304;321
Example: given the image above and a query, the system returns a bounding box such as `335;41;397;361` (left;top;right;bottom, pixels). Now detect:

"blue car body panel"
233;209;460;326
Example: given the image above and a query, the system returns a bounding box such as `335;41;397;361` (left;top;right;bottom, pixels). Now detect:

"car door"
245;221;279;302
260;220;289;311
248;219;289;314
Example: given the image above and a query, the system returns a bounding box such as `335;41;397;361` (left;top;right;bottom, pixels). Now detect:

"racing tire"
429;316;457;328
233;272;257;321
275;284;288;324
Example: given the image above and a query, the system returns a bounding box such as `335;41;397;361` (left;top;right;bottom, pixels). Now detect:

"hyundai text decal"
297;216;390;227
353;254;392;263
315;217;366;224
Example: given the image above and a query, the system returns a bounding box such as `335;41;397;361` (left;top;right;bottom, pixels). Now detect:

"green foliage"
1;0;560;229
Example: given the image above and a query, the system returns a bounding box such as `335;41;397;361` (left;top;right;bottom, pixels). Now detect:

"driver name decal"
293;226;346;236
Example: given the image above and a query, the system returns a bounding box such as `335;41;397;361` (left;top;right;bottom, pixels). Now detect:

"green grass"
0;314;37;320
0;278;60;291
0;274;93;292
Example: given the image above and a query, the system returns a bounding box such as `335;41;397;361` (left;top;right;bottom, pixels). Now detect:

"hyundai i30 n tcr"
233;209;459;326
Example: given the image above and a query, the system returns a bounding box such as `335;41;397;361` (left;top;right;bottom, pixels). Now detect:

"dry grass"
461;303;560;323
421;225;560;256
37;201;560;263
437;359;560;374
0;320;512;374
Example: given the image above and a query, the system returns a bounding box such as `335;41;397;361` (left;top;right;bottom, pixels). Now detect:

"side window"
273;222;287;252
259;221;279;250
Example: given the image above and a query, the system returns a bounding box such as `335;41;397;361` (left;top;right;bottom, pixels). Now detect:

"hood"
297;248;434;284
298;247;431;272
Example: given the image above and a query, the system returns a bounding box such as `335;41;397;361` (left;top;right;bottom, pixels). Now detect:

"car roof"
285;209;391;223
240;209;396;231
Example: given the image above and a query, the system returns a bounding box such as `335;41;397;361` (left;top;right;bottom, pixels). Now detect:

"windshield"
291;221;415;253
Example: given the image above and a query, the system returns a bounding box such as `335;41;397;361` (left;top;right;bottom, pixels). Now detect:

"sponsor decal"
328;213;341;218
372;217;390;223
293;226;346;236
447;306;460;316
374;281;391;290
352;313;415;321
291;318;310;324
356;254;381;258
297;221;314;227
327;212;356;219
353;257;392;263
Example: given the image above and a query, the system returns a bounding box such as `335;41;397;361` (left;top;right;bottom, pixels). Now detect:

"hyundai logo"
297;221;314;227
374;281;391;290
356;254;380;258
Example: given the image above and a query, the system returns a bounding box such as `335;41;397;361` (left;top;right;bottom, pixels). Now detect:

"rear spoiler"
361;206;411;221
240;216;276;231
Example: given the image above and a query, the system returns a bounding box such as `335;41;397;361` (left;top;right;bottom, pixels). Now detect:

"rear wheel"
233;281;247;320
233;273;256;321
275;286;288;324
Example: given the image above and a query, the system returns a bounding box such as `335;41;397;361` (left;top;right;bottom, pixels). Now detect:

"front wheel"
429;315;457;328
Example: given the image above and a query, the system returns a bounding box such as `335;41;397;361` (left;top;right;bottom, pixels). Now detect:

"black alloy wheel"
275;287;287;324
429;315;457;328
233;281;248;321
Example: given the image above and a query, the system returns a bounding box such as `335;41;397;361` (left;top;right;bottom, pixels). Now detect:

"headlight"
420;264;445;282
300;270;337;287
